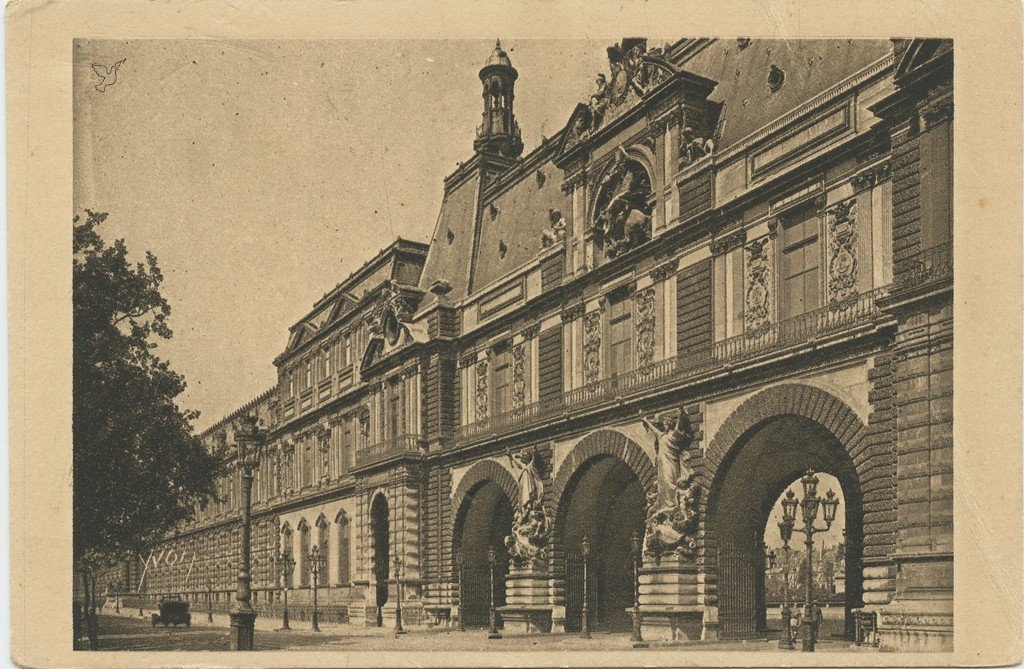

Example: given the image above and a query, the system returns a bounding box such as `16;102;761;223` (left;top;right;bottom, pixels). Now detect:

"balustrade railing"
353;434;423;468
455;286;889;445
894;240;953;292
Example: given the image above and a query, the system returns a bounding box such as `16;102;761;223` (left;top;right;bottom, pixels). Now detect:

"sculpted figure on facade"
640;407;700;558
540;209;567;248
593;149;653;259
504;445;549;567
368;279;411;347
567;40;673;148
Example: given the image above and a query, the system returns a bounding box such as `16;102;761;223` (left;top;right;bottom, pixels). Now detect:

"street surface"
90;611;874;653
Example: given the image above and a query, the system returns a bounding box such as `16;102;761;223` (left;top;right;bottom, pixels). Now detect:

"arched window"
336;510;351;585
298;520;310;587
280;523;294;588
316;514;330;585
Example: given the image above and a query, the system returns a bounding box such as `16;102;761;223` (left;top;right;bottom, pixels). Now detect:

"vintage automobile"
151;597;191;628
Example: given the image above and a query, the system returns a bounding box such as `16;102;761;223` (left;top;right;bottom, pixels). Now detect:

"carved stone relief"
827;199;859;303
511;343;527;409
582;310;603;384
744;237;772;331
633;287;657;366
475;358;489;420
567;39;673;149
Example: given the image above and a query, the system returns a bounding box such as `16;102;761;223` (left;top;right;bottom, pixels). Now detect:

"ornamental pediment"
556;39;678;160
359;279;427;375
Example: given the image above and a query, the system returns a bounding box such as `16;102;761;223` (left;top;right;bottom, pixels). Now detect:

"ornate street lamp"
775;516;794;650
228;413;267;650
455;550;466;632
277;552;295;630
486;546;502;639
630;531;647;648
393;554;407;635
579;536;591;639
308;545;326;632
779;470;840;652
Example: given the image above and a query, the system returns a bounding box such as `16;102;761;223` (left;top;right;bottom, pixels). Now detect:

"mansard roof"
417;38;893;308
670;38;891;150
276;237;428;364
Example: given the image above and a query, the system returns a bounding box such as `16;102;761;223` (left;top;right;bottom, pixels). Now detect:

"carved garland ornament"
475;358;489;420
744;237;772;331
511;343;527;409
582;310;603;385
827;199;859;303
633;287;657;367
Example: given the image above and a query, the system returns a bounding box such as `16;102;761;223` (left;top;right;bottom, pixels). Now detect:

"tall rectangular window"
343;335;352;368
388;385;403;439
780;214;821;320
321;348;330;379
341;416;353;474
608;295;633;375
492;347;512;416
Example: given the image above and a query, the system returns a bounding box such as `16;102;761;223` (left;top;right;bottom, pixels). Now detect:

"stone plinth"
877;555;953;652
499;565;553;634
636;558;704;641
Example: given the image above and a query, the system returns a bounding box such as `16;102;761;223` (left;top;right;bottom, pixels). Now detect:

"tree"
73;210;225;646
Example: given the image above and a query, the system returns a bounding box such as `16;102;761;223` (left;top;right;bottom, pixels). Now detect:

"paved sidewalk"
92;612;877;652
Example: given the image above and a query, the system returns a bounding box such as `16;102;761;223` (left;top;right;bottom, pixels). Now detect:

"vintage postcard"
7;1;1023;666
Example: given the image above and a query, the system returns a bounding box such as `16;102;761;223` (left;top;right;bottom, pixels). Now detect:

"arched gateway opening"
370;493;390;627
708;407;864;641
556;451;647;633
453;480;514;627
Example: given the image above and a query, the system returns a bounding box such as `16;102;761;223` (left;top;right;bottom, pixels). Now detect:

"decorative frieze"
520;323;541;340
511;344;527;409
561;302;585;324
827;199;859;303
582;310;603;385
475;359;489;420
633;287;657;366
744;237;772;331
650;258;679;283
710;228;747;256
851;162;892;191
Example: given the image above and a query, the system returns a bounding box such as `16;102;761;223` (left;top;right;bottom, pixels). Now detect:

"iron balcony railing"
353;434;424;469
893;240;953;292
455;286;889;444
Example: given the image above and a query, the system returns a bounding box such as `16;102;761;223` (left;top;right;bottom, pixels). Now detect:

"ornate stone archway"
699;383;884;641
549;429;656;632
451;458;518;529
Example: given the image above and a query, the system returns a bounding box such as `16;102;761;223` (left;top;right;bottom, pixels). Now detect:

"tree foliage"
73;210;224;564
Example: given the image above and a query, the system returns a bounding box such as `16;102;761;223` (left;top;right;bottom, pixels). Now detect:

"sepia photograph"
66;33;957;656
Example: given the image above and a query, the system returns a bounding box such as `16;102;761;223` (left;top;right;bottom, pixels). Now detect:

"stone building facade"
106;38;953;652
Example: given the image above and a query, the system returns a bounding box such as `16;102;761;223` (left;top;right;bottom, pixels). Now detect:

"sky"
73;39;609;430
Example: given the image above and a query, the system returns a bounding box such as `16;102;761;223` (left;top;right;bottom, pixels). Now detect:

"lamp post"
393;554;406;635
486;546;501;639
775;542;793;650
630;531;646;648
777;469;840;652
277;552;294;630
455;550;466;632
228;413;266;651
308;545;325;632
579;536;591;639
764;546;775;639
